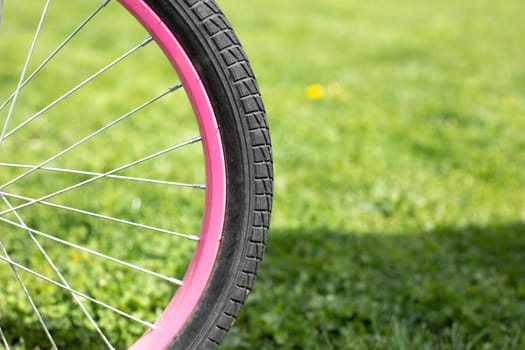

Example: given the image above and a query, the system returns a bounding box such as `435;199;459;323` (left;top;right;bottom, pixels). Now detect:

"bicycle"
0;0;272;349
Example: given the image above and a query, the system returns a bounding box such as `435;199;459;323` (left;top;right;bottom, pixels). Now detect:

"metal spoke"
0;0;51;148
0;196;115;349
2;36;154;141
0;2;58;347
0;214;184;285
0;325;10;350
0;83;182;192
0;241;58;350
0;191;199;240
0;254;156;330
0;162;205;189
0;0;112;114
0;136;201;217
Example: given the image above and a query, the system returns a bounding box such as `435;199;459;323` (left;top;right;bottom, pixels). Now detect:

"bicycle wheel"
0;0;272;349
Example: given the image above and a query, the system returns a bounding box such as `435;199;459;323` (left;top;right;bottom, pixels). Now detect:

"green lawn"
218;0;525;348
1;0;524;349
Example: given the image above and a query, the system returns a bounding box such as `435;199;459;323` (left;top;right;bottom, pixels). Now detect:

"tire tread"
153;0;272;348
183;0;272;348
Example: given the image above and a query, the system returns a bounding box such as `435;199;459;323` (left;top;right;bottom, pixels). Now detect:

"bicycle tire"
0;0;272;349
135;0;273;348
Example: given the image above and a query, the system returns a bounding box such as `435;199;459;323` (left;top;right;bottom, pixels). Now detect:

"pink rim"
118;1;226;349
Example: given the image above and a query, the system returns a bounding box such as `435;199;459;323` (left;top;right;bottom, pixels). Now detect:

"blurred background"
218;0;525;348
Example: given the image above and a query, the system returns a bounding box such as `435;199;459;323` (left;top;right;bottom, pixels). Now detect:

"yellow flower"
305;84;324;100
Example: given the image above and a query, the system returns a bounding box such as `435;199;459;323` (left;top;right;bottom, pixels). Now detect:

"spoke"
0;214;184;285
0;162;205;189
0;241;58;350
0;83;182;192
0;136;201;217
0;196;115;349
0;254;156;330
0;7;57;345
0;191;199;240
0;0;51;148
2;36;154;141
0;0;112;113
0;326;10;350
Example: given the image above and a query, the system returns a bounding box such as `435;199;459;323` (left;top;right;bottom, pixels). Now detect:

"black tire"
143;1;273;348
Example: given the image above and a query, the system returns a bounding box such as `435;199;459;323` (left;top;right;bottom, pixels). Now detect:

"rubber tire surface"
143;0;273;349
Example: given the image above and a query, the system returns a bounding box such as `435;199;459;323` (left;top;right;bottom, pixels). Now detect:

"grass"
222;225;525;349
1;0;524;349
217;0;525;348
